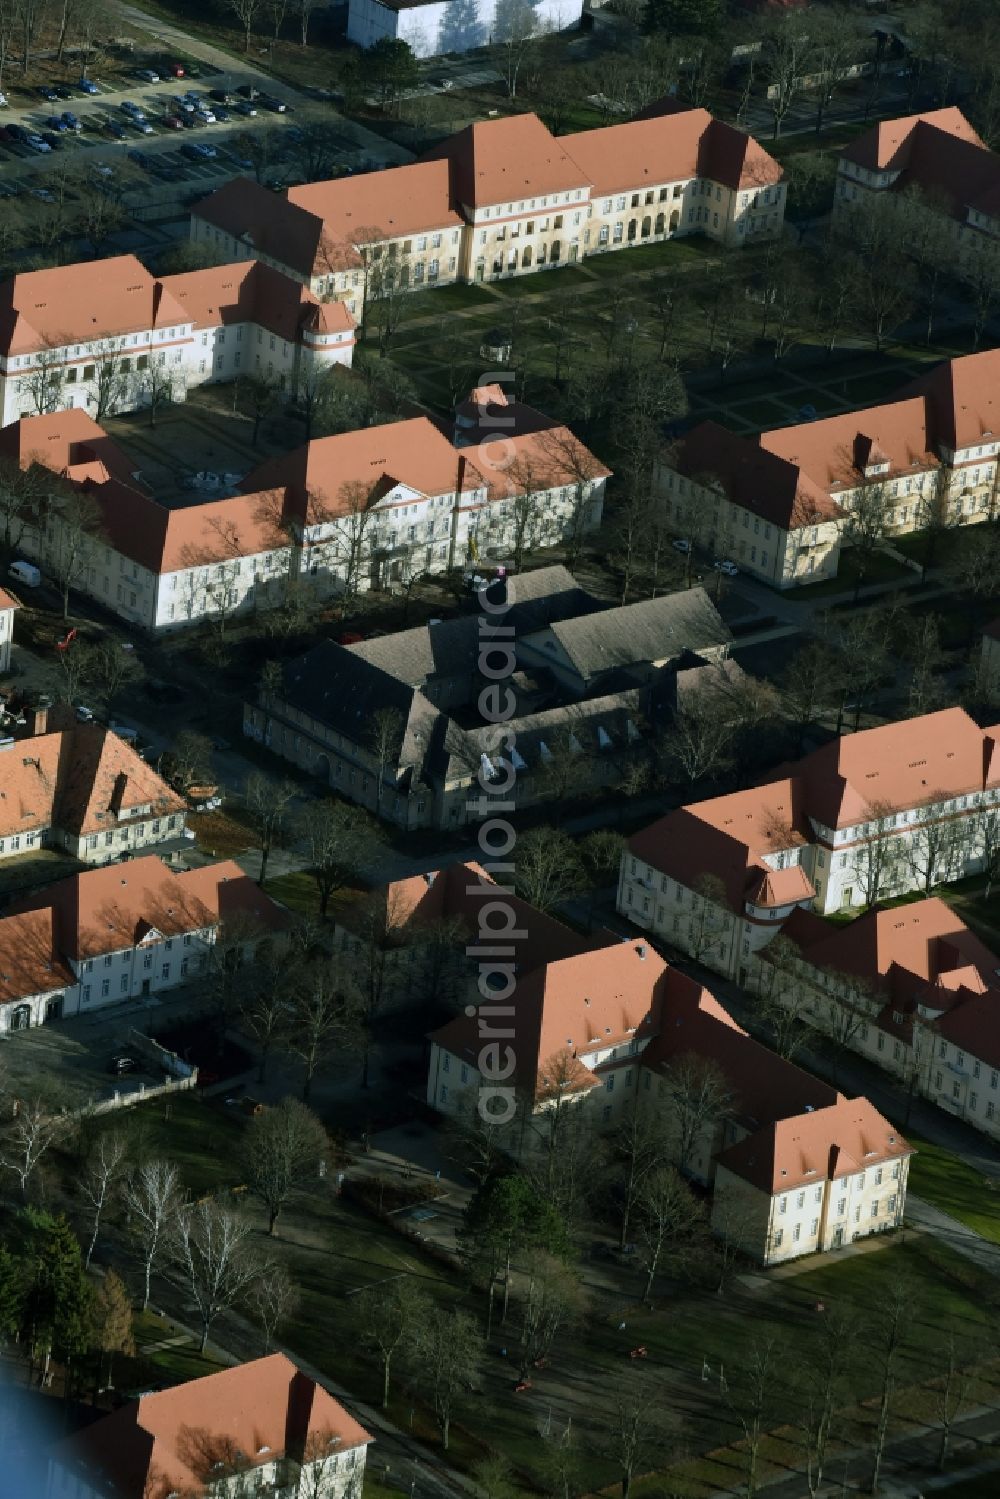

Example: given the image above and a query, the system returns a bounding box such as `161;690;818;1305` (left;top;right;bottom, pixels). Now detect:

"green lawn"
88;1094;247;1197
905;1133;1000;1245
782;546;913;599
265;868;320;915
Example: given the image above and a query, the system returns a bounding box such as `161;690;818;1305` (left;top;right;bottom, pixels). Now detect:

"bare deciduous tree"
80;1130;128;1267
123;1158;182;1311
242;1096;329;1235
0;1096;66;1197
245;772;297;888
172;1200;259;1352
636;1164;706;1300
249;1258;299;1353
359;1276;429;1407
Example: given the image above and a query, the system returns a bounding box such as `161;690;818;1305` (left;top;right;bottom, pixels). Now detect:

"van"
8;559;40;588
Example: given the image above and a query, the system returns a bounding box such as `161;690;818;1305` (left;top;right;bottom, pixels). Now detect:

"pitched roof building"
48;1353;372;1498
0;391;607;631
191;106;784;311
426;876;909;1265
760;895;1000;1143
0;254;355;428
245;567;731;830
621;705;1000;963
2;854;286;1034
0;712;186;868
658;345;1000;589
835;107;1000;245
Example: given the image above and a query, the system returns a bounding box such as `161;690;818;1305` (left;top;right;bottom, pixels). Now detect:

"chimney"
109;771;128;816
636;943;647;960
28;695;51;737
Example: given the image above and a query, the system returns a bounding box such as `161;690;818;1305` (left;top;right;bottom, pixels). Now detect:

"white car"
0;91;8;107
25;134;52;152
75;705;95;722
195;106;216;123
713;559;739;577
671;538;691;554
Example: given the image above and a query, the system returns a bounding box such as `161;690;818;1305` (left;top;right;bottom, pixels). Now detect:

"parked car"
104;120;125;138
0;91;8;106
53;84;73;100
77;77;100;94
9;559;40;587
128;148;152;167
37;84;59;101
194;106;216;123
232;99;257;117
120;100;144;116
91;162;114;178
671;538;692;554
38;136;62;154
24;133;51;152
75;704;95;721
163;114;183;130
259;94;286;112
213;105;230;122
235;84;260;99
208;87;231;103
108;1053;137;1075
174;95;195;112
130;117;154;134
45;115;70;131
167;61;186;77
60;111;81;130
181;141;216;160
713;559;739;577
136;68;160;83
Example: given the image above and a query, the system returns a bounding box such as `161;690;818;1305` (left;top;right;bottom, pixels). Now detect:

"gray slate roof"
529;587;731;684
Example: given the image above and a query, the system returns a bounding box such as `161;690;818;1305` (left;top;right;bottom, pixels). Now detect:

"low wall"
127;1027;196;1080
89;1073;198;1117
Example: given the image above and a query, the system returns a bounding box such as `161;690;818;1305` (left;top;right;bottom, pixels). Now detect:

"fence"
87;1073;198;1117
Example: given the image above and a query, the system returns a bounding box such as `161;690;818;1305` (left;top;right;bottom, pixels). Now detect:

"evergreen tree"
16;1210;92;1383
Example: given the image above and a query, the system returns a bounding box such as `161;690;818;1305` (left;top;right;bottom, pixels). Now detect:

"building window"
773;1228;783;1249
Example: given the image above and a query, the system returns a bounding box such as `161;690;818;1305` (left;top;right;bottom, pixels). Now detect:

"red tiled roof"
162;260;354;342
0;724;184;842
760;398;938;493
432;938;667;1099
578;107;782;194
242;417;477;521
900;347;1000;454
10;855;286;960
796;706;999;830
842;108;985;173
641;968;837;1128
673;420;842;531
383;861;601;976
0;255;190;355
716;1096;911;1194
423;114;588;208
54;1354;371;1498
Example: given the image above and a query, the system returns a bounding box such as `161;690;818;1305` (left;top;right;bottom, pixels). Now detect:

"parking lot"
1;978;210;1114
0;48;409;212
